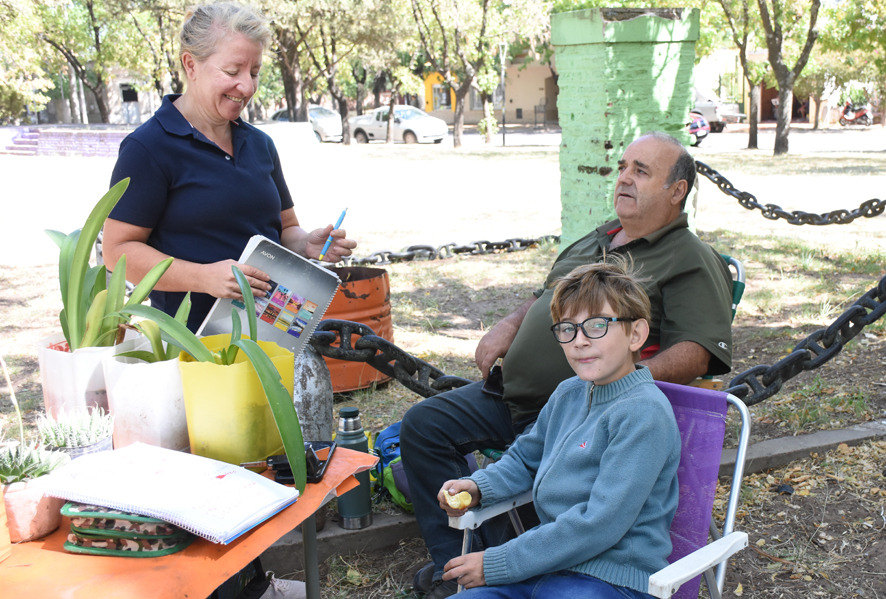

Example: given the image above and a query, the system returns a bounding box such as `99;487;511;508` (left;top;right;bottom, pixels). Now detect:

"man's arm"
474;295;537;379
639;340;710;385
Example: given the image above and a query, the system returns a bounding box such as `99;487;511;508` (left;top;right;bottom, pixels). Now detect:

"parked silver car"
349;105;448;144
271;105;343;142
693;88;746;133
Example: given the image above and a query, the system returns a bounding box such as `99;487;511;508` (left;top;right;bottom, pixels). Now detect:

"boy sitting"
437;258;681;598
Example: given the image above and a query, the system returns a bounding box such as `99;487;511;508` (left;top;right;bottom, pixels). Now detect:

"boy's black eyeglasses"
550;317;635;343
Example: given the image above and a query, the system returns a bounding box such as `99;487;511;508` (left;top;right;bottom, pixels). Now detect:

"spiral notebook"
43;443;299;545
197;235;341;358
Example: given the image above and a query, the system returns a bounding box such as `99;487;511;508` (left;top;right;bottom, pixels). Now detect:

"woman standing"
103;2;355;331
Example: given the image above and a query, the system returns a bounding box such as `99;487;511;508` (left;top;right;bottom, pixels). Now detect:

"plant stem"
0;354;24;444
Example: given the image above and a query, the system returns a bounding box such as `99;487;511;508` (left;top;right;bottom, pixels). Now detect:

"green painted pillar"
551;8;700;249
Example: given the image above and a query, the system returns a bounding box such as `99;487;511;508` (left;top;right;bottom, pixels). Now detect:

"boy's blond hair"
550;256;652;362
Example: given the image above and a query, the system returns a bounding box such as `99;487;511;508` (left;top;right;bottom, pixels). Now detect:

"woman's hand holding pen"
305;224;356;262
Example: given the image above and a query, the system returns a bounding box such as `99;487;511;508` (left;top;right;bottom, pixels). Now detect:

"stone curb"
261;422;886;574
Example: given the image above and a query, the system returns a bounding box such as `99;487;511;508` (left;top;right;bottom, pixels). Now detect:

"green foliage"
117;265;307;490
45;179;173;350
0;85;30;125
118;295;193;363
477;115;500;136
38;408;114;449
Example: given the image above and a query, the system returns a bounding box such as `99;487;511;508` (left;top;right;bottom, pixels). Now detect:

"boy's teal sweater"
471;366;681;593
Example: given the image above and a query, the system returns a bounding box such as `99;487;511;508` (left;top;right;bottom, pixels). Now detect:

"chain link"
724;274;886;404
310;273;886;407
313;162;886;405
696;162;886;226
340;236;559;266
310;320;472;398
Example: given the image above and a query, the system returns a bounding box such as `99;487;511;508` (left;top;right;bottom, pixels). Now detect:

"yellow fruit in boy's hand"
445;491;472;510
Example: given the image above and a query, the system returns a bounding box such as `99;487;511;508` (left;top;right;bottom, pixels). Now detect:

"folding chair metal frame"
450;381;752;599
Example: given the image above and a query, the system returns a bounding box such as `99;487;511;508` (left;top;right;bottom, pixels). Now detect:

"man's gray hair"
644;131;696;208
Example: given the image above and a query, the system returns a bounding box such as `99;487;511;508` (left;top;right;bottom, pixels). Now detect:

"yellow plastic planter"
179;335;294;467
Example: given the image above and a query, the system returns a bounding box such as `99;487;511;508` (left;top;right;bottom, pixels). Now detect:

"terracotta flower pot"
2;477;64;543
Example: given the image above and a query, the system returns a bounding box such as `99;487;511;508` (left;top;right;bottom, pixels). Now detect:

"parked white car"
693;88;746;133
349;105;448;144
271;105;343;142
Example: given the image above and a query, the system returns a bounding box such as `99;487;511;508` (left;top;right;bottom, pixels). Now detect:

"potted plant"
119;267;308;491
100;297;192;451
38;178;173;418
37;408;115;460
1;356;69;545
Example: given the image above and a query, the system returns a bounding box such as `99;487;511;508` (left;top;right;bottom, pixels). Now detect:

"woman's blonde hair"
550;255;651;359
180;2;271;62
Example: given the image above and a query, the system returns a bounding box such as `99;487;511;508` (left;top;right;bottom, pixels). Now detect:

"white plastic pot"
103;353;189;452
37;332;141;419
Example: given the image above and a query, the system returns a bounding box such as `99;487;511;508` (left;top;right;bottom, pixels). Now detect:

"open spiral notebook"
42;442;298;545
196;235;341;358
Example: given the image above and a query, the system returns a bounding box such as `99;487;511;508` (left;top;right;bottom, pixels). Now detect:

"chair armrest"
448;491;533;531
647;532;748;598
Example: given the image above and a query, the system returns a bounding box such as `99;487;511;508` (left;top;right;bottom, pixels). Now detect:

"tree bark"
773;87;793;155
748;84;760;149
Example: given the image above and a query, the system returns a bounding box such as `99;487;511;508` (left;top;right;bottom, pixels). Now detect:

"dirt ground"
1;134;885;598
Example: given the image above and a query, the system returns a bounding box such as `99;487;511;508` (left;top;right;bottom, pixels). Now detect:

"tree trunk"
812;94;822;130
482;98;493;144
452;83;472;148
773;87;793;155
92;80;110;123
386;94;396;143
373;72;385;109
747;83;760;149
68;66;81;125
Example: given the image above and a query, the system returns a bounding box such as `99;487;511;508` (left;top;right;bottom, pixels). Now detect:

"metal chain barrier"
310;320;473;398
313;165;886;405
696;161;886;226
340;236;559;266
309;273;886;407
724;273;886;405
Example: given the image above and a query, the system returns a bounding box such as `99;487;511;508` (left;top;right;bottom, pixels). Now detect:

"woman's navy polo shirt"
110;94;294;330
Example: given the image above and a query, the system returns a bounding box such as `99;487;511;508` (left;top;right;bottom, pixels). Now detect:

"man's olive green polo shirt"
502;214;733;422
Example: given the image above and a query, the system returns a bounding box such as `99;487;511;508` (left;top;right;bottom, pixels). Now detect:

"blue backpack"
372;422;413;512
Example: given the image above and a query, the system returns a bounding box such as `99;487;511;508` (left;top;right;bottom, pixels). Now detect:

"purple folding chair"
450;381;752;599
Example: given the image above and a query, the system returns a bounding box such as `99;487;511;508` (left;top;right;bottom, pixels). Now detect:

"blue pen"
318;208;347;261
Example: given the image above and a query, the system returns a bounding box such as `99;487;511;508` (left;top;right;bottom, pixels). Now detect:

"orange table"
1;447;377;599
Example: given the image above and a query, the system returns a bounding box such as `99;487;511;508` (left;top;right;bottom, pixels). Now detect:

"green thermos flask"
335;407;373;529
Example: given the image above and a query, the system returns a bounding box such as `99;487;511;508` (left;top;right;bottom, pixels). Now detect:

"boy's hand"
443;551;486;589
437;480;479;515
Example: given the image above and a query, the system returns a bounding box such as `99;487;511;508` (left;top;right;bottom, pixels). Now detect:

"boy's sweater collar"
587;365;653;405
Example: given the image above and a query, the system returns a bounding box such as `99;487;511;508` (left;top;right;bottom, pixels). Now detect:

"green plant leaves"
118;304;214;363
233;266;258;342
234;338;306;492
61;178;130;350
125;257;174;308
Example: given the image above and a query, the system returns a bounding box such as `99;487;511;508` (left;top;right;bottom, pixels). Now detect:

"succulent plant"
37;408;114;449
0;443;69;485
0;355;69;484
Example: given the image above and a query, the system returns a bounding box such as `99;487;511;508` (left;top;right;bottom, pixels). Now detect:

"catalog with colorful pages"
196;235;341;358
43;442;299;545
